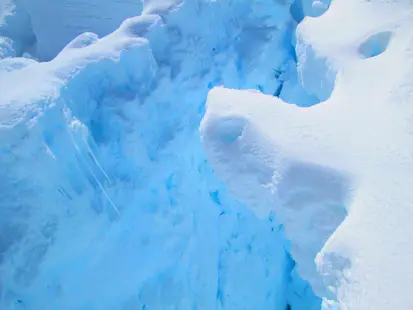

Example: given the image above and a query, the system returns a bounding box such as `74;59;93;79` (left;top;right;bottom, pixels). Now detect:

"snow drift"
201;0;413;309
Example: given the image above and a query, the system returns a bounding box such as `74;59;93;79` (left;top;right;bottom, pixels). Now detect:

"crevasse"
0;0;330;309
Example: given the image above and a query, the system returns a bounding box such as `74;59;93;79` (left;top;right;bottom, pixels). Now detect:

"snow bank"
201;0;413;309
201;88;350;300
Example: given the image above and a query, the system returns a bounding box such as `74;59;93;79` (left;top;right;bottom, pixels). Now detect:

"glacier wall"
0;0;334;309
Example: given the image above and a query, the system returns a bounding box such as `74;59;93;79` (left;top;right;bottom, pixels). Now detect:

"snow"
201;0;413;309
2;0;412;309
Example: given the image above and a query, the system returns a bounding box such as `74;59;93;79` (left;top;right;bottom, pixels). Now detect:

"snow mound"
201;0;413;309
201;88;351;300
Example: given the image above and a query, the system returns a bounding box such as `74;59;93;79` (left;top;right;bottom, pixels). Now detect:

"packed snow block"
20;0;143;60
202;1;413;307
201;87;350;299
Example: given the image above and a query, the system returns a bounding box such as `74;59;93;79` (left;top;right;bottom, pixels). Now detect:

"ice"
0;36;15;58
0;0;322;309
3;0;411;309
201;0;413;309
0;0;35;57
20;0;144;61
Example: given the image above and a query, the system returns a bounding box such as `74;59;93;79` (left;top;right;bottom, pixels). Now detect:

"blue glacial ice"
0;0;335;309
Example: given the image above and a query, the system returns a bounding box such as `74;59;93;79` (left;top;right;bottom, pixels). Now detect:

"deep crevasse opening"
0;0;333;309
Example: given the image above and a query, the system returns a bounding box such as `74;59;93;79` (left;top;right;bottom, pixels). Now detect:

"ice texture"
3;0;411;309
0;0;322;309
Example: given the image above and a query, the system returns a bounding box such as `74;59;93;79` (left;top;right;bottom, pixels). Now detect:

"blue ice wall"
0;0;322;309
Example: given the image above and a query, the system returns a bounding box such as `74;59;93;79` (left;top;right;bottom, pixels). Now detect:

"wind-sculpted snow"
201;88;351;302
0;0;326;309
201;0;413;309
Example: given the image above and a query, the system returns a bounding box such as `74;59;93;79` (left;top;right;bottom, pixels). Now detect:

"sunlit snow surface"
201;0;413;309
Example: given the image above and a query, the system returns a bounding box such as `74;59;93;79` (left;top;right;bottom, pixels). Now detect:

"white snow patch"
201;0;413;308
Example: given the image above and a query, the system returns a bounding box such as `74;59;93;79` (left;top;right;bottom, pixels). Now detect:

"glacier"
1;0;412;309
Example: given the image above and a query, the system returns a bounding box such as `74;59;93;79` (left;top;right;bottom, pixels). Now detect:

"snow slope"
201;0;413;309
0;0;322;309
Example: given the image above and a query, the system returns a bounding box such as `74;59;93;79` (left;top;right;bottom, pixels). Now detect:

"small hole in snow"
358;31;392;59
212;117;247;144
